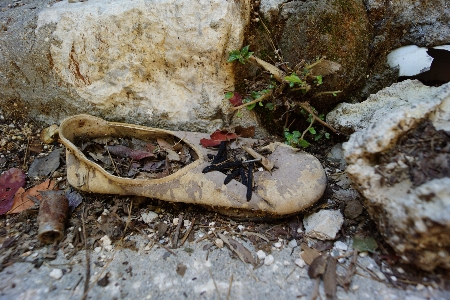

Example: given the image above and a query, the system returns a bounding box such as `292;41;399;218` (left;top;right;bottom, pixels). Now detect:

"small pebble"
334;241;348;251
390;276;397;282
237;225;245;231
288;239;298;248
173;218;179;226
215;238;224;248
141;211;158;224
294;258;305;268
49;269;63;280
397;267;404;274
256;250;266;260
297;228;303;234
283;260;290;266
184;220;191;227
94;247;102;253
351;285;359;291
264;255;274;266
416;283;425;291
274;242;282;248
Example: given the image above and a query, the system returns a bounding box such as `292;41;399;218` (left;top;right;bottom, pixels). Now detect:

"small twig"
313;90;342;98
305;57;325;70
209;268;221;300
180;217;195;247
159;243;177;256
291;85;311;92
285;267;296;280
298;102;339;134
105;146;120;176
242;146;273;171
301;115;315;141
231;90;273;111
242;231;270;242
81;206;90;300
23;136;30;170
172;214;184;249
227;274;233;300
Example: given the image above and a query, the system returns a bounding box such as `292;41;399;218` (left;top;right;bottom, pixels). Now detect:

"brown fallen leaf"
7;179;56;214
218;232;257;266
176;263;187;277
301;243;321;265
338;250;358;291
323;256;337;300
308;254;327;278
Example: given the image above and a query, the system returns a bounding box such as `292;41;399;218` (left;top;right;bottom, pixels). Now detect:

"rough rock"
259;0;286;22
0;0;250;131
326;80;447;135
303;210;344;241
254;0;371;108
336;80;450;271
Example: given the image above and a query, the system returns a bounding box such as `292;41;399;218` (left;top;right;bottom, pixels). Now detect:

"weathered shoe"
59;114;327;218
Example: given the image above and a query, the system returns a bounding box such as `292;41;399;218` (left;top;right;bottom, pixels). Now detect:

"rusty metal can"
37;190;69;244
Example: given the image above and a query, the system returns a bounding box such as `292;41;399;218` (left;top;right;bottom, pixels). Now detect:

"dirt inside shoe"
59;114;327;219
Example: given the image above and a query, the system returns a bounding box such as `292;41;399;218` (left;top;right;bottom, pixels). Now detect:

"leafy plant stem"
313;90;343;97
301;116;315;140
298;102;340;135
231;90;273;110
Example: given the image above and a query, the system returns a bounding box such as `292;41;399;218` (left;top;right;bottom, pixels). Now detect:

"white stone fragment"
387;45;433;76
173;218;179;226
100;235;112;247
237;225;245;231
294;258;306;268
49;268;63;280
416;283;425;291
141;211;158;224
184;220;191;228
303;210;344;240
334;241;348;251
215;238;224;248
274;242;282;248
256;250;266;260
264;255;274;266
288;239;298;248
283;260;290;266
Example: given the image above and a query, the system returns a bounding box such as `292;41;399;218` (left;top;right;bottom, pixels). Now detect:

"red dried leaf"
107;145;153;160
228;92;243;107
0;168;26;215
210;130;237;141
200;138;222;147
200;130;238;148
8;179;57;214
129;150;154;160
235;126;255;138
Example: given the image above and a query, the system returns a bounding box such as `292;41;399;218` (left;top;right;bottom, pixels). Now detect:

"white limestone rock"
4;0;250;130
303;210;344;240
335;80;450;271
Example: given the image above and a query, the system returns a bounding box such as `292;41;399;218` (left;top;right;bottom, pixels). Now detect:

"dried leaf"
0;168;26;215
157;137;174;150
310;60;341;77
323;256;337;299
200;138;222;147
142;160;166;172
210;130;238;141
234;126;255;138
107;145;154;160
228;92;243;107
65;189;83;212
218;232;257;266
28;148;63;177
7;179;56;214
301;243;321;265
339;251;358;291
352;237;378;253
176;263;187;277
308;254;327;278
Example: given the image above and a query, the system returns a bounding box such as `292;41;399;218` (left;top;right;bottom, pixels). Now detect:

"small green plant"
228;45;253;64
284;128;310;148
314;75;323;85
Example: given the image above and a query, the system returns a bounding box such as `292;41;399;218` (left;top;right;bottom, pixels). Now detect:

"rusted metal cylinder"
37;190;69;244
